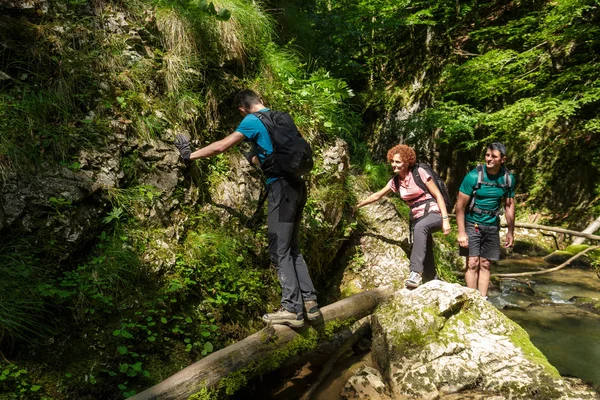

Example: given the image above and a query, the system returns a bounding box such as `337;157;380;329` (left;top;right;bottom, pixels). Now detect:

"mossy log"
130;285;393;400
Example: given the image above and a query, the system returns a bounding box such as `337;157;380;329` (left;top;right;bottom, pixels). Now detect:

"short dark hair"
487;142;507;156
234;89;262;109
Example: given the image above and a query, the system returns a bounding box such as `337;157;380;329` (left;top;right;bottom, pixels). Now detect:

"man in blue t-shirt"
174;89;320;328
455;143;516;298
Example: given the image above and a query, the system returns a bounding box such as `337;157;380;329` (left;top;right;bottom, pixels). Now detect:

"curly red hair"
386;144;416;166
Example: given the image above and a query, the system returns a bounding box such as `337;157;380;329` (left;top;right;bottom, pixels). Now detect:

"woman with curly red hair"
356;144;451;288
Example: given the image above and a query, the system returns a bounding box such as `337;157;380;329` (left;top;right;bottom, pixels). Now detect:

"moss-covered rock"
370;281;598;399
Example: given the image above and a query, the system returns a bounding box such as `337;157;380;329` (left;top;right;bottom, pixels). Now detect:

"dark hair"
234;89;262;109
386;144;416;166
487;142;507;156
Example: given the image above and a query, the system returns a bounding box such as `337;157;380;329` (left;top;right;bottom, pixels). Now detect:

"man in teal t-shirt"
455;143;516;298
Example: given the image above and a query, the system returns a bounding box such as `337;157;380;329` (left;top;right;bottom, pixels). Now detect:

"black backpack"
252;110;314;179
394;162;452;212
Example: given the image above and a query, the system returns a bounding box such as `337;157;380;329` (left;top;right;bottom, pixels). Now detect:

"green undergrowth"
0;204;277;399
1;0;362;398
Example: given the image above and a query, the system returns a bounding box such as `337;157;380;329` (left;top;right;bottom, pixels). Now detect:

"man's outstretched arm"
189;131;246;161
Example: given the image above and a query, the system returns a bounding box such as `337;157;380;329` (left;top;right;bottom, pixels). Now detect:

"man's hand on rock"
175;134;192;162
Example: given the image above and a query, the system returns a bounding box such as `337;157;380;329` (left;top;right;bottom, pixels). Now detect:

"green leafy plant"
103;207;125;225
48;196;72;216
0;365;44;396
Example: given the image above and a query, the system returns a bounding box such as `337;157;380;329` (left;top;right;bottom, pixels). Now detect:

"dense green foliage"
276;0;600;222
0;0;358;398
2;0;600;398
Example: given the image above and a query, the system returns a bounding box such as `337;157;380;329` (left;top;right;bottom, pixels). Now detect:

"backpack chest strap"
470;206;503;216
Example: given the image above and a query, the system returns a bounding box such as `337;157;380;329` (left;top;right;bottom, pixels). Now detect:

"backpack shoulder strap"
502;167;512;197
467;164;484;212
251;111;276;152
475;164;484;189
411;163;428;192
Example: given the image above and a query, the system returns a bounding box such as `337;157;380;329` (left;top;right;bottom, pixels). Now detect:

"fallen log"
494;245;600;278
130;285;393;400
447;215;600;241
572;215;600;245
504;222;600;241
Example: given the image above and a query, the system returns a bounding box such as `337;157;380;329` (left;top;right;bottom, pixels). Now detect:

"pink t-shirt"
389;167;441;219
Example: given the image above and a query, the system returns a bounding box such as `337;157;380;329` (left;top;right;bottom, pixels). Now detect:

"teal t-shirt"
459;165;515;226
235;108;277;184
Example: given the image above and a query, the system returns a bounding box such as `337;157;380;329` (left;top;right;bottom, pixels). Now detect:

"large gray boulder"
371;280;597;399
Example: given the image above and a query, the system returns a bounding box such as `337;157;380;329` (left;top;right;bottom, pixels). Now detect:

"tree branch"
493;245;600;278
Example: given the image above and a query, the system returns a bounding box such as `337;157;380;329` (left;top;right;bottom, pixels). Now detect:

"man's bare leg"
478;257;491;297
465;256;480;290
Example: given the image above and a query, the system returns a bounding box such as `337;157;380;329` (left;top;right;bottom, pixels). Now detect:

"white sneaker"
405;271;422;289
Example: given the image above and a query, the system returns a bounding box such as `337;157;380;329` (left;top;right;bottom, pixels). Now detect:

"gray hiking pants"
411;212;442;282
267;178;317;314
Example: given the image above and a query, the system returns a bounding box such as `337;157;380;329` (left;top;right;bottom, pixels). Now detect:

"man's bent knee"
466;256;480;270
479;258;491;271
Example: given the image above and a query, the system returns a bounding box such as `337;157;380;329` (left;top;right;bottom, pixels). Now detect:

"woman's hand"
457;232;469;248
442;219;451;235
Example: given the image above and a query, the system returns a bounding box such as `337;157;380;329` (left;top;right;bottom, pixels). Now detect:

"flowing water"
490;258;600;387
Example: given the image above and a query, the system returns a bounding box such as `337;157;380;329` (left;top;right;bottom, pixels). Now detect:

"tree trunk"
498;221;600;241
572;216;600;245
130;286;393;400
447;215;600;241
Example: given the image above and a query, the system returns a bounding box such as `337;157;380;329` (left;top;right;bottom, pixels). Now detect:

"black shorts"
459;221;501;261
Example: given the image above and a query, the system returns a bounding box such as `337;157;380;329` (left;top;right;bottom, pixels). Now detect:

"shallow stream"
490;258;600;387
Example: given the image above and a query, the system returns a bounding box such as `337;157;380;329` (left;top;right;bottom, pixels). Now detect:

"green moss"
377;302;443;357
188;387;216;400
508;324;560;378
340;280;363;299
564;244;590;255
187;319;354;399
571;296;599;305
439;302;478;343
564;245;600;260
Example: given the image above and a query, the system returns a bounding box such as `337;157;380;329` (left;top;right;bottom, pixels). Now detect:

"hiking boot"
303;300;322;321
405;271;422;289
262;307;305;328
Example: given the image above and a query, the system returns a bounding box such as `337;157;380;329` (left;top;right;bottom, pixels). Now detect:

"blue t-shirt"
235;108;276;184
459;165;515;225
